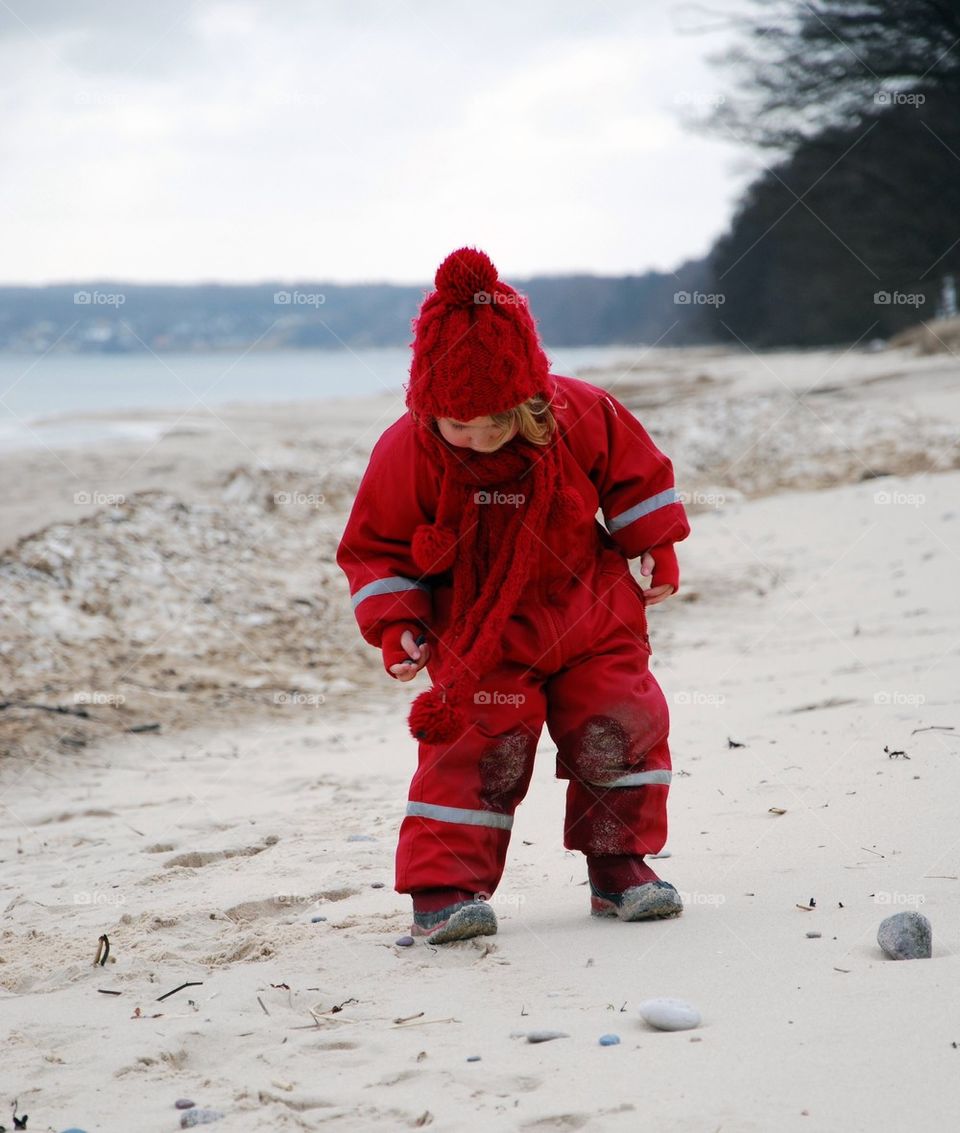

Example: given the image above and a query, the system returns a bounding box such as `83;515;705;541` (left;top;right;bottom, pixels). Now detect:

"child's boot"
410;888;498;944
586;854;683;921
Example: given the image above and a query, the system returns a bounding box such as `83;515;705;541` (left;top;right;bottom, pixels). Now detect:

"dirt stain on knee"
479;732;535;810
566;715;634;784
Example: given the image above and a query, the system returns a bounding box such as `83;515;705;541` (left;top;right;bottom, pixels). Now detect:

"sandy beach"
2;342;960;1131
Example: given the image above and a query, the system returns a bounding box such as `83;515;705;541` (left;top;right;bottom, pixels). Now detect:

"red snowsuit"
336;374;690;898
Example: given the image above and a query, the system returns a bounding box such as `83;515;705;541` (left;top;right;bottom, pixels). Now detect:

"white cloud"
0;0;750;283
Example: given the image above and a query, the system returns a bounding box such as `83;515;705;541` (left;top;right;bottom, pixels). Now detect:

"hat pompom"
408;685;468;743
412;522;457;573
549;487;583;526
435;247;499;306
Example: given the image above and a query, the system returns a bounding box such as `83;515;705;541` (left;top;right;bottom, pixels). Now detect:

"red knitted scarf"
407;420;578;744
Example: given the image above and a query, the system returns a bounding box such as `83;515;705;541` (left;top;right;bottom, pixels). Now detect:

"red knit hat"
401;247;585;745
406;246;551;421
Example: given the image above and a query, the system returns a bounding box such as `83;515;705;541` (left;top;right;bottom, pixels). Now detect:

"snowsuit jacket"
336;374;691;665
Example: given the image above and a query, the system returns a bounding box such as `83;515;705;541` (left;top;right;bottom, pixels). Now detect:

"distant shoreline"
0;343;669;451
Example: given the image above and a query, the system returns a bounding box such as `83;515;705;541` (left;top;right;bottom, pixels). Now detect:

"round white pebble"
638;997;701;1031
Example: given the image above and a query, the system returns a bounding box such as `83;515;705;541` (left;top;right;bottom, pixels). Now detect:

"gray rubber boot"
411;898;499;944
590;879;683;921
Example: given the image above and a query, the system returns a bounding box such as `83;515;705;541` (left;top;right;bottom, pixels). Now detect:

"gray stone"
877;911;932;960
525;1030;569;1043
638;997;701;1031
180;1110;225;1128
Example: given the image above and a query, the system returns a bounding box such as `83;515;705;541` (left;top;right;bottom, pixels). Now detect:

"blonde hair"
419;388;567;447
489;393;557;446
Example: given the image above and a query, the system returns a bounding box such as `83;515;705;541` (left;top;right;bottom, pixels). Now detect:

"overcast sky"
1;0;758;285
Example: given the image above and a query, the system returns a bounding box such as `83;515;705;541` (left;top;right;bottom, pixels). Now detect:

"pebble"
175;1099;196;1109
310;915;327;923
878;911;932;960
466;1055;482;1062
371;882;385;889
346;834;376;842
395;935;415;947
598;1034;621;1046
638;997;702;1032
180;1110;225;1128
649;850;672;859
526;1030;569;1043
60;1129;89;1132
806;931;822;939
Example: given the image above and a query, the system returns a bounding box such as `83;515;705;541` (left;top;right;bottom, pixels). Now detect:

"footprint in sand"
222;888;361;923
519;1104;635;1130
481;1074;543;1100
163;834;279;869
36;807;119;824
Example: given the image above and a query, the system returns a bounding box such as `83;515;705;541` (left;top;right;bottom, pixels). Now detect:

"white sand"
2;344;959;1131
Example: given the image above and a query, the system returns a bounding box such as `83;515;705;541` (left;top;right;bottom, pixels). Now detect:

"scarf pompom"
408;685;469;743
411;522;458;573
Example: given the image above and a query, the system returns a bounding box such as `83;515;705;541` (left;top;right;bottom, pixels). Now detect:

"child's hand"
387;628;431;682
639;550;676;607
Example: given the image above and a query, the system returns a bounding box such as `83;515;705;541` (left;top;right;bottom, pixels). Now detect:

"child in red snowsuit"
336;247;691;944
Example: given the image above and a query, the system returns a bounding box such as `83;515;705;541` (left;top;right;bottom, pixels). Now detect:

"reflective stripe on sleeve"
405;801;514;830
583;769;673;788
607;488;680;533
351;575;430;609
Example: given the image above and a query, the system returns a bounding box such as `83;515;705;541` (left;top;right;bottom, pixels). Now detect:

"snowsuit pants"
395;549;673;897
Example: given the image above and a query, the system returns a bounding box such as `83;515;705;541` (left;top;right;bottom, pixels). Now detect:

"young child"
336;247;690;945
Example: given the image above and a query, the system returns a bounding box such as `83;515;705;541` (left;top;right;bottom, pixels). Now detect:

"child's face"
436;415;518;452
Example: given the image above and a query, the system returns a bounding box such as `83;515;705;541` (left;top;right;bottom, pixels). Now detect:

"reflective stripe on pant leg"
395;672;545;895
404;801;514;830
580;769;672;789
